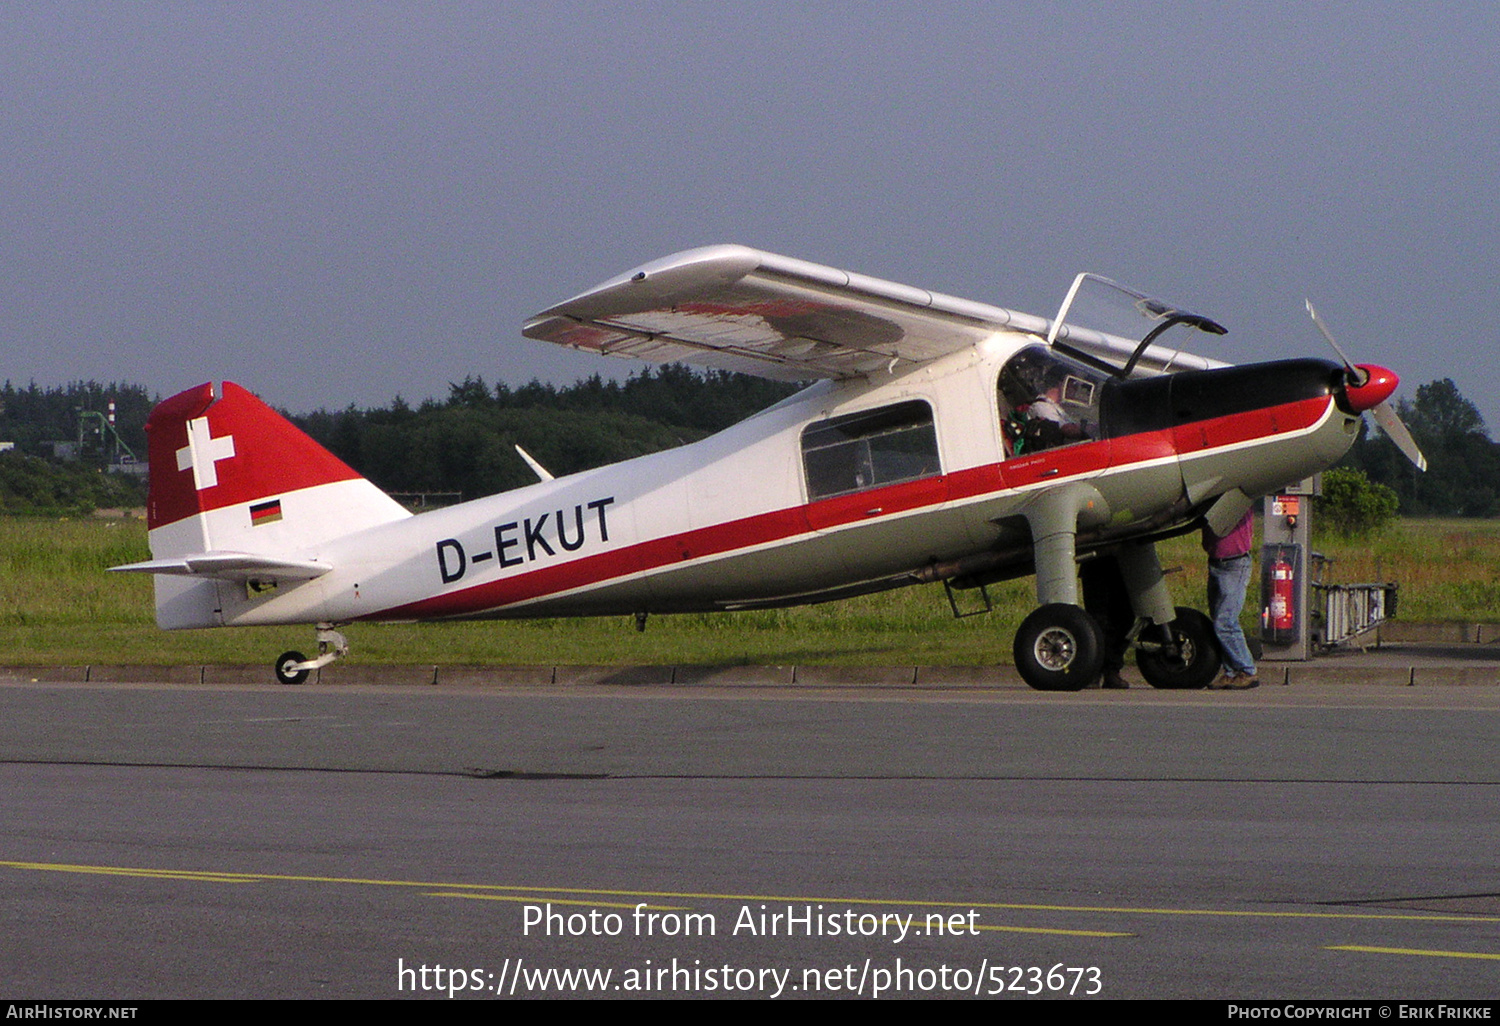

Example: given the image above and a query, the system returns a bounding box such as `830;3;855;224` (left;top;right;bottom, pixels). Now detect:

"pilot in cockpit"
1001;369;1075;456
998;347;1103;457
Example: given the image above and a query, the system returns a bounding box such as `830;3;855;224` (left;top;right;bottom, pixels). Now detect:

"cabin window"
801;400;940;500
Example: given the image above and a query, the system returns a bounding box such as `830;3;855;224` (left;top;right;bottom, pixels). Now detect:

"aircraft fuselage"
196;333;1356;629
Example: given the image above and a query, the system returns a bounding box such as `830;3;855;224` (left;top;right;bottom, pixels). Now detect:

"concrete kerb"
201;664;277;685
0;665;89;684
1273;662;1500;687
1378;623;1495;645
792;666;918;687
4;656;1499;688
915;665;1026;687
326;664;441;686
673;665;796;686
437;666;555;686
1277;664;1414;687
2;663;1012;688
551;665;676;687
86;664;205;684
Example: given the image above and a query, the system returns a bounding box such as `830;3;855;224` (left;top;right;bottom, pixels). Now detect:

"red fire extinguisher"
1270;555;1295;630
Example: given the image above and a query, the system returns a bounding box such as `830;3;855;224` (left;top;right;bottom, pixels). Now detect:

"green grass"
1;515;1495;666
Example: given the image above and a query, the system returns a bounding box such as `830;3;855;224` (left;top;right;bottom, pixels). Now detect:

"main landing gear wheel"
274;651;311;686
1013;603;1106;692
1137;607;1221;690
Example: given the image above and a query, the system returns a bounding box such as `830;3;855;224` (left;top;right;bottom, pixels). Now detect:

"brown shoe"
1102;670;1129;689
1209;673;1259;690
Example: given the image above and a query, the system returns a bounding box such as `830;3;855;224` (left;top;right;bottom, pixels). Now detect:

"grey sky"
4;2;1496;428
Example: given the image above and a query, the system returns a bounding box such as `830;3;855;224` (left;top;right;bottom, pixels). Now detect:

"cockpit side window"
801;400;940;500
997;345;1105;457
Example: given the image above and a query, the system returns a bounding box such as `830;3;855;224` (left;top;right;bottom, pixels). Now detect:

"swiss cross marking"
176;417;236;490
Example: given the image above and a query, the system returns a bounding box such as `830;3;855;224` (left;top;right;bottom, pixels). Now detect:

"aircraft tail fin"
114;382;409;627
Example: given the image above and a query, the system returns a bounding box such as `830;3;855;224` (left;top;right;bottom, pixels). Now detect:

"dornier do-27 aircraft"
112;245;1426;689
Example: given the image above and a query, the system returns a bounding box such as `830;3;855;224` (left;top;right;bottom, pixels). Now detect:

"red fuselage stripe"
369;396;1332;621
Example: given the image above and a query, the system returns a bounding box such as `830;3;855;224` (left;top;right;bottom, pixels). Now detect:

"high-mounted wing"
524;245;1222;382
522;245;1054;381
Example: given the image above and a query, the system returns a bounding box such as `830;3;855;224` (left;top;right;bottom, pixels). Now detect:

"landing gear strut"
272;624;349;685
1013;492;1215;692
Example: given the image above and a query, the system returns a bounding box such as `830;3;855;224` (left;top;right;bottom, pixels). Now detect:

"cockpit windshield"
1047;273;1227;378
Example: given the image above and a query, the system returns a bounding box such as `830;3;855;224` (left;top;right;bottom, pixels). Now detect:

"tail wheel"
1137;607;1221;689
274;651;311;686
1013;604;1105;692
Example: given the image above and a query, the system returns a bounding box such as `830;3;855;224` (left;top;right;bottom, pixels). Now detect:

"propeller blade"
1371;399;1429;472
1305;300;1426;471
1306;300;1367;385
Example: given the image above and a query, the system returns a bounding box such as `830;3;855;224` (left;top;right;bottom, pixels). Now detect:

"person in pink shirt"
1202;510;1259;689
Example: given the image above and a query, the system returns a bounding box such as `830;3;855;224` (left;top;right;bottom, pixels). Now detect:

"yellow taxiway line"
3;859;1494;932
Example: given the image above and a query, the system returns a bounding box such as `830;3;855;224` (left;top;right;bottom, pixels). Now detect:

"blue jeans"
1207;554;1256;676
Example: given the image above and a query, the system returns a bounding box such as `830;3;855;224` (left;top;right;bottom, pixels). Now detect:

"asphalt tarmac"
3;665;1498;1000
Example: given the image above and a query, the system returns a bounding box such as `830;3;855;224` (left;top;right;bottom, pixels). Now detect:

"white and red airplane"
112;245;1424;689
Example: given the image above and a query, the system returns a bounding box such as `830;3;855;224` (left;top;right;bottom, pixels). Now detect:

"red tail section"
145;382;367;531
124;382;410;629
141;381;409;567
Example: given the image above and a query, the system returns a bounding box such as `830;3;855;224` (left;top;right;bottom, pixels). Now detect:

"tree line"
294;366;798;501
0;381;152;458
2;370;1498;517
0;381;153;514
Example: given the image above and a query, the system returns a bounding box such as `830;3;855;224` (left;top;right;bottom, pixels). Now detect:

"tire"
1013;604;1105;692
1137;607;1221;690
275;650;311;686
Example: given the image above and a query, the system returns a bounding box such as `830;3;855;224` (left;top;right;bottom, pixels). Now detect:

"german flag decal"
250;498;283;526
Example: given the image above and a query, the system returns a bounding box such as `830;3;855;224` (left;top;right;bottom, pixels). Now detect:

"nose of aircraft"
1342;364;1399;412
